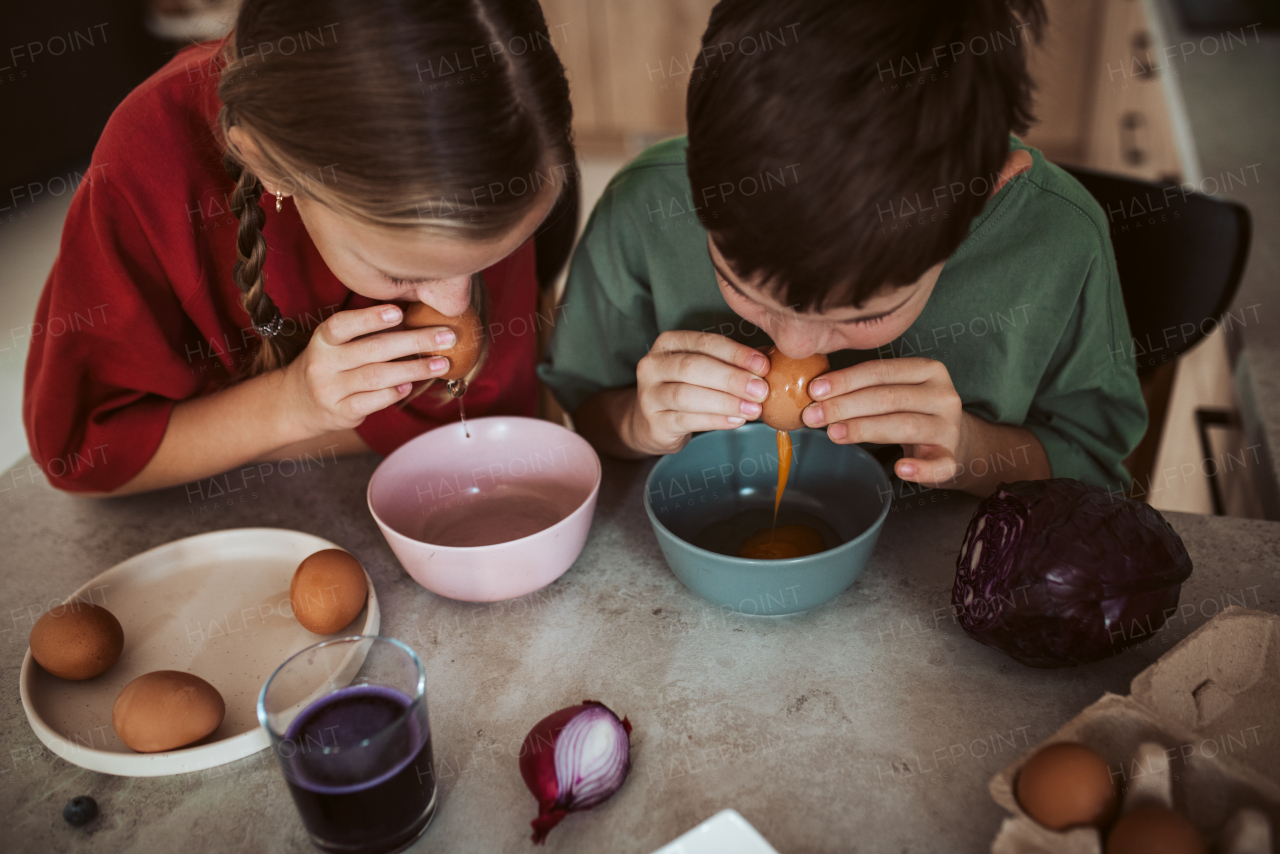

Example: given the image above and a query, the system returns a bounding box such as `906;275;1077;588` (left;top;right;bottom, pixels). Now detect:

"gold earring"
275;190;283;213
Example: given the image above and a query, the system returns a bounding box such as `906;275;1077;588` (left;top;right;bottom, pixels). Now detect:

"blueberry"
63;796;97;827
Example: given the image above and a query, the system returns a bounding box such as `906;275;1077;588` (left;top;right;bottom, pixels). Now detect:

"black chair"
1061;165;1252;497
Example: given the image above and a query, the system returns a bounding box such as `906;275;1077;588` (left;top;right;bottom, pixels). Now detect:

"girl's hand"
801;357;970;487
283;304;456;435
626;331;771;455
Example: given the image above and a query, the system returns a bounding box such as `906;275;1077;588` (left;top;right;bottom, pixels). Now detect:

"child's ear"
990;149;1034;199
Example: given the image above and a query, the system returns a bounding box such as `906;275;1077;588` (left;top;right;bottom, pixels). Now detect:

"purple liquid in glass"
281;685;435;854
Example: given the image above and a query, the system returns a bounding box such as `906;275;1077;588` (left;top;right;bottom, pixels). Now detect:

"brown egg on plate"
403;301;484;380
1106;806;1207;854
29;602;124;680
112;670;225;753
1015;742;1118;831
759;346;830;432
290;549;369;635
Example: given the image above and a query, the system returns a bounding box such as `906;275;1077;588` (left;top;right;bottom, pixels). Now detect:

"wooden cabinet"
601;0;719;136
1023;0;1184;182
540;0;717;153
538;0;602;133
1085;0;1184;181
1023;0;1108;164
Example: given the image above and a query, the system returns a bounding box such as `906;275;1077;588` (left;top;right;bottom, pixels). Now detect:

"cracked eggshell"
760;346;830;432
403;302;484;380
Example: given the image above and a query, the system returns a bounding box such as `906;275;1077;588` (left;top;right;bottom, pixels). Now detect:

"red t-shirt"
23;41;539;493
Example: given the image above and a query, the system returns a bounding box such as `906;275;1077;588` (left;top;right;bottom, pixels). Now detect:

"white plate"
19;528;379;777
651;809;781;854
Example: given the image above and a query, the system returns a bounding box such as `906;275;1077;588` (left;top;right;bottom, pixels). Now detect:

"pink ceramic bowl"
367;416;601;602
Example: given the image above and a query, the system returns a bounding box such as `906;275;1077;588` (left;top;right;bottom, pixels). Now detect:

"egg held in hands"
759;346;830;432
403;302;483;380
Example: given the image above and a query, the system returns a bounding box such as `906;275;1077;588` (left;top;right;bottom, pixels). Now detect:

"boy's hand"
283;304;457;434
802;357;970;487
627;331;771;454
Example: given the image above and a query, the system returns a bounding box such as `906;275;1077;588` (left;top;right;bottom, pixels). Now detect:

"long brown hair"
217;0;577;376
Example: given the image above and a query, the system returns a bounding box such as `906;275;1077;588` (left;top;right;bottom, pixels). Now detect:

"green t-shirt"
538;137;1146;491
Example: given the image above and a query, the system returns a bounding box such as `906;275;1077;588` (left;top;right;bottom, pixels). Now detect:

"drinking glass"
259;636;436;854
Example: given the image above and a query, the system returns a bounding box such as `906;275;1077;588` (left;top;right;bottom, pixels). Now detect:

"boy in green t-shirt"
539;0;1146;496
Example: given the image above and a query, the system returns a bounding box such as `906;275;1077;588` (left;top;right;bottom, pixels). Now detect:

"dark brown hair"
687;0;1045;310
218;0;577;376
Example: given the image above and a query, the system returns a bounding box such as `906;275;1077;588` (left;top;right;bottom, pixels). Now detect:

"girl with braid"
24;0;577;494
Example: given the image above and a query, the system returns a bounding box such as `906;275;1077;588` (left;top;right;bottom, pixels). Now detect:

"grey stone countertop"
1;451;1278;853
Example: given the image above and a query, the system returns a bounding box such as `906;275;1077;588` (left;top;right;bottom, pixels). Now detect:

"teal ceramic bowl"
644;423;892;615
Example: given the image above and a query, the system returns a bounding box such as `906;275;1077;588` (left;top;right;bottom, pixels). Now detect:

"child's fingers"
896;455;961;486
802;384;943;428
343;326;458;367
808;357;945;400
644;351;769;404
655;410;746;436
336;384;415;422
317;304;407;347
820;412;944;447
341;355;450;394
649;382;763;420
651;330;770;376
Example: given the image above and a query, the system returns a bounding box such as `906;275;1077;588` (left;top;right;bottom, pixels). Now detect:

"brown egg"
112;671;225;753
403;302;484;380
759;346;830;432
290;549;369;635
29;602;124;680
1016;742;1118;831
1106;807;1207;854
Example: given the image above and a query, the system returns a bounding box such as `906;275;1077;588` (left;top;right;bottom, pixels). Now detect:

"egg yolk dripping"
737;430;824;560
773;429;791;522
403;301;483;438
736;347;830;560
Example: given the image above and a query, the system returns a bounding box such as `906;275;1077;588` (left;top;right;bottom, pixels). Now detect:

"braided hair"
223;153;309;375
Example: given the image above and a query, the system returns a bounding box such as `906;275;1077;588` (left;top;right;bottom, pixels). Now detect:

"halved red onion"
519;700;632;844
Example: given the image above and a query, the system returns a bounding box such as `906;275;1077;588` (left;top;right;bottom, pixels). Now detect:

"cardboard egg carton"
987;607;1280;853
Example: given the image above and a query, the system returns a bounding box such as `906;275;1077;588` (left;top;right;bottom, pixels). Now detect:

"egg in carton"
986;607;1280;853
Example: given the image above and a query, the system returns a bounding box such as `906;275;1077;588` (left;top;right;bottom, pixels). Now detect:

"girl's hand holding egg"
402;301;484;381
628;331;771;455
281;304;460;434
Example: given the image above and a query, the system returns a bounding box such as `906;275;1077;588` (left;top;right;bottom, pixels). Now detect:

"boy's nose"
769;325;821;360
413;276;473;317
